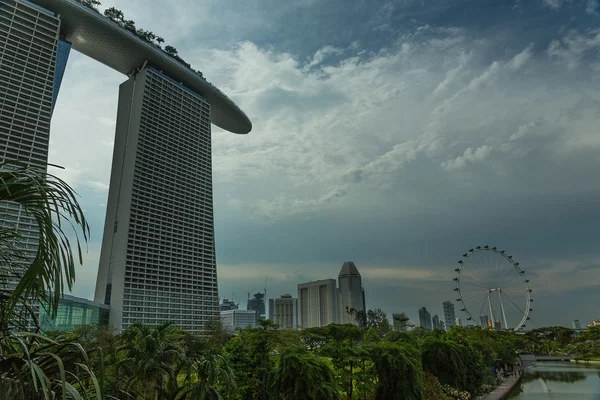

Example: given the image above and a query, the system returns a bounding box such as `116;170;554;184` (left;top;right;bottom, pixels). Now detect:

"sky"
48;0;600;329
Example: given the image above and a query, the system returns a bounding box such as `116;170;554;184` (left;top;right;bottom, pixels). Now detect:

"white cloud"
510;43;534;71
441;145;493;170
586;0;598;14
543;0;561;9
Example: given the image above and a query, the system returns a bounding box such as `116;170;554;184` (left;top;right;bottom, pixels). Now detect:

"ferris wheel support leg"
499;290;508;330
487;291;495;329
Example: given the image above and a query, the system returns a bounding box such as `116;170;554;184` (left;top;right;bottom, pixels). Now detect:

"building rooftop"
29;0;252;134
339;261;360;277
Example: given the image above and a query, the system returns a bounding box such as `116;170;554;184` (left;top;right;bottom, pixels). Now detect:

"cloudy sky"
49;0;600;328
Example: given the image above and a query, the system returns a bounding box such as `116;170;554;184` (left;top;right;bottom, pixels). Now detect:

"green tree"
103;7;124;23
368;341;423;400
114;322;185;398
0;164;104;399
272;346;339;400
164;45;179;57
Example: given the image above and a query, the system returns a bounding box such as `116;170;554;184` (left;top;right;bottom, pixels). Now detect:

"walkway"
483;374;521;400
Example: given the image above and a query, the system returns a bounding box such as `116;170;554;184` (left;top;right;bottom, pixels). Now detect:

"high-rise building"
298;279;338;328
442;301;456;331
268;294;298;330
1;0;252;335
479;315;489;328
418;307;432;330
221;309;257;331
572;320;582;330
455;317;462;327
248;292;266;321
220;298;239;312
337;262;366;324
94;66;218;333
432;314;444;330
0;0;70;289
494;319;502;330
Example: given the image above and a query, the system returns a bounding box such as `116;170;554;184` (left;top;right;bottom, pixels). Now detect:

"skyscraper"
418;307;432;330
1;0;252;335
248;292;266;321
432;314;444;330
298;279;338;328
0;0;70;287
268;294;298;330
455;317;462;327
442;301;456;331
94;66;219;333
337;262;366;324
573;320;582;330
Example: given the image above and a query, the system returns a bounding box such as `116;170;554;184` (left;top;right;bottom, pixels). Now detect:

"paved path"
483;373;522;400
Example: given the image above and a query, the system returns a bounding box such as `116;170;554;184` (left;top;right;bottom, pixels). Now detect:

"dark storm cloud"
51;0;600;326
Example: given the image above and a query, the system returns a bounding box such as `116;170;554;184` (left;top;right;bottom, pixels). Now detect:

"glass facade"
39;295;109;331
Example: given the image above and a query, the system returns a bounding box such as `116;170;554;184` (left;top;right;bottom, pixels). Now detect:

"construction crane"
231;292;239;308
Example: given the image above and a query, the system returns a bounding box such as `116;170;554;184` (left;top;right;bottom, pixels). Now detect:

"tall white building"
442;301;456;331
297;279;338;328
268;294;298;329
573;320;582;330
338;262;366;324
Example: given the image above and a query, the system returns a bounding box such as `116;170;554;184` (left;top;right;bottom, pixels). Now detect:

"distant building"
248;293;266;321
392;313;411;331
479;315;489;328
338;262;366;324
221;309;257;330
589;319;600;328
418;307;433;330
494;320;502;330
268;294;298;329
298;279;338;328
442;301;456;331
455;317;462;327
573;320;582;330
220;298;239;312
432;314;444;330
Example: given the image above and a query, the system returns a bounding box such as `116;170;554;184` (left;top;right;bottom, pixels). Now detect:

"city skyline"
34;0;600;328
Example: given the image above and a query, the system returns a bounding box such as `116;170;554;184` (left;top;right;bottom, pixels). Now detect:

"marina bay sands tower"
0;0;251;333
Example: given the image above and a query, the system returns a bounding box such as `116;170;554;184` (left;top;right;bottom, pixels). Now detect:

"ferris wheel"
454;246;532;331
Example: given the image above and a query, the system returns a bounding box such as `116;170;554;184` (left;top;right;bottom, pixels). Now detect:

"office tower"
572;320;581;330
0;0;70;291
297;279;338;328
220;298;238;312
455;317;462;327
220;309;257;330
442;301;456;331
494;319;502;330
268;294;298;330
418;307;432;330
248;292;266;321
338;262;366;324
479;315;489;328
3;0;251;335
392;312;410;331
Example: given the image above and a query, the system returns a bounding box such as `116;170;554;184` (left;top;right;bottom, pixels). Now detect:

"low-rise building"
221;309;257;330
